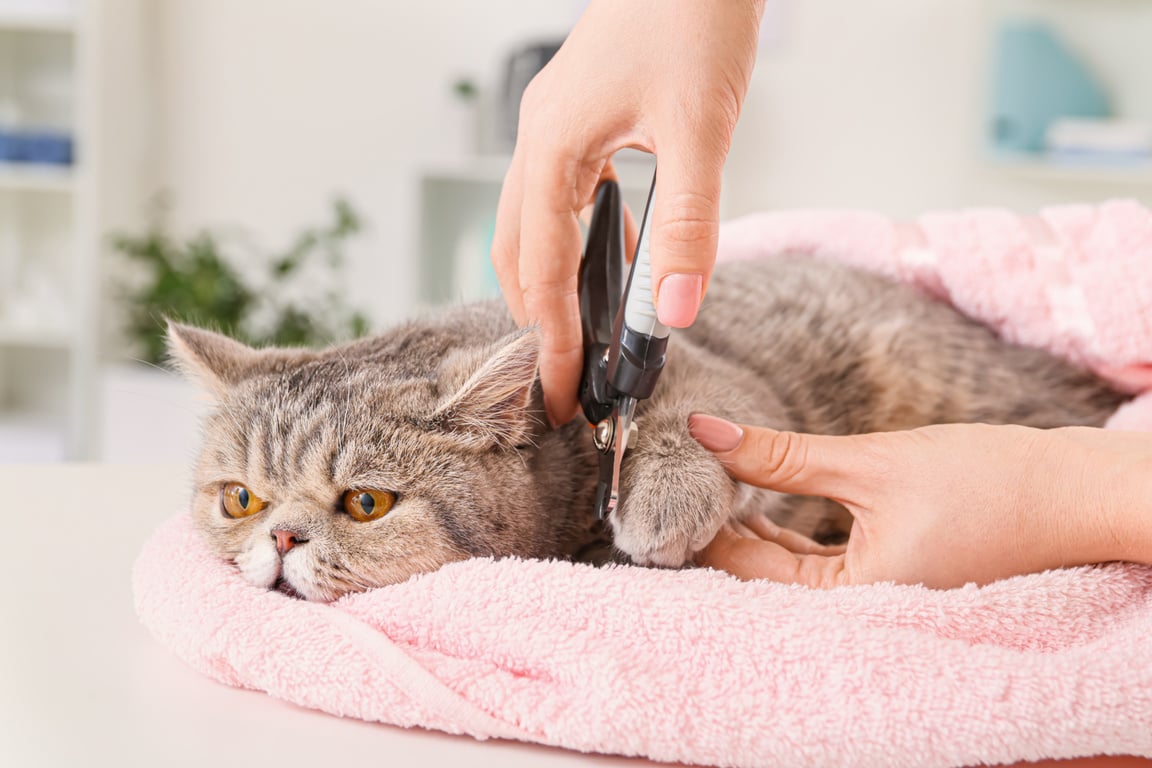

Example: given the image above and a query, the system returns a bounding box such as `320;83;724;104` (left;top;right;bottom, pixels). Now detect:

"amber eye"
221;483;267;519
342;489;396;522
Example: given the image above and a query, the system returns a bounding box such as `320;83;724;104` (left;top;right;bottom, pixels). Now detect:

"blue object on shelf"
990;20;1110;154
0;127;74;166
0;129;19;162
24;131;74;165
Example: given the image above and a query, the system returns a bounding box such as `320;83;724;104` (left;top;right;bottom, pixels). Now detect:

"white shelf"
0;9;75;33
0;162;75;192
415;152;657;308
987;155;1152;185
0;323;72;348
0;0;116;461
421;155;514;186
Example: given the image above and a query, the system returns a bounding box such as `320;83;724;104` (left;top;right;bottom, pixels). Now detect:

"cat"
169;257;1128;601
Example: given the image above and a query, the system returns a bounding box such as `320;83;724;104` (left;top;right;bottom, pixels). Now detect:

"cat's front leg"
611;404;746;567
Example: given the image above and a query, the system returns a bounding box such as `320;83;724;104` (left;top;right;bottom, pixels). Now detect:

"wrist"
1111;454;1152;566
1033;429;1152;572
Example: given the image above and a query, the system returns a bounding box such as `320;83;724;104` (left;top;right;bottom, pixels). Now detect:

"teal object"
990;20;1110;154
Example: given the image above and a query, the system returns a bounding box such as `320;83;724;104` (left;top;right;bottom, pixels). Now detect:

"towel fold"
136;200;1152;767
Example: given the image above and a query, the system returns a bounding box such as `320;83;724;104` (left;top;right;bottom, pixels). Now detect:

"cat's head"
168;320;590;601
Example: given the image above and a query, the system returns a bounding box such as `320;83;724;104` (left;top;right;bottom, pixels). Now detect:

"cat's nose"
271;528;308;555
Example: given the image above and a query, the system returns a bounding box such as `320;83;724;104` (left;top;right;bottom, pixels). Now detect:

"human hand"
687;415;1152;588
492;0;764;425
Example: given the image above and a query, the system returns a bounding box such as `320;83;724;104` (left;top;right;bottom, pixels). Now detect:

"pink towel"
135;201;1152;767
718;198;1152;430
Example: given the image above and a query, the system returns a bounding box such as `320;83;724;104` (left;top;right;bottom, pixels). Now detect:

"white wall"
726;0;1152;218
148;0;581;327
726;0;987;217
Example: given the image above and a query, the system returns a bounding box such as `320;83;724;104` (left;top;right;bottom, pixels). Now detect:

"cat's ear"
433;329;542;450
166;321;316;396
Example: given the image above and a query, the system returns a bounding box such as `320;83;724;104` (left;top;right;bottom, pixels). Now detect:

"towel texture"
718;198;1152;430
135;201;1152;767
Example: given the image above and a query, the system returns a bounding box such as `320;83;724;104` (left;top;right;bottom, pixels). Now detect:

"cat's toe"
610;449;736;568
611;516;718;568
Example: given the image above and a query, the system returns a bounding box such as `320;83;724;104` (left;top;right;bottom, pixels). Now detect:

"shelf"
0;163;75;192
0;0;115;461
416;151;658;308
421;155;514;186
0;8;75;33
0;324;72;349
986;155;1152;185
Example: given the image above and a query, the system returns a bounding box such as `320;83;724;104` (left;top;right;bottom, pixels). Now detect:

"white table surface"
0;464;663;768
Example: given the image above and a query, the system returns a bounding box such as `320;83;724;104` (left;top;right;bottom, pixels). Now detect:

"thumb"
687;414;874;504
650;145;724;329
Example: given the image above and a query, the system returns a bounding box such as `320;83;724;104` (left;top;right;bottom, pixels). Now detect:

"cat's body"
171;257;1127;600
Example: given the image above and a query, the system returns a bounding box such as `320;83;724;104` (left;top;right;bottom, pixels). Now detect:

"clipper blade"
604;395;637;518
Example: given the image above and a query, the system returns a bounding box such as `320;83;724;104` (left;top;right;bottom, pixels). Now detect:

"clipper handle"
623;176;671;342
609;173;669;400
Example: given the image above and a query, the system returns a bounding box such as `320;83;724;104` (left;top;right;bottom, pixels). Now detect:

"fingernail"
656;273;703;327
688;413;744;453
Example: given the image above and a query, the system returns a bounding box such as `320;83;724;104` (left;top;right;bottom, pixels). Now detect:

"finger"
518;151;603;426
650;136;725;328
688;414;882;503
696;526;849;587
742;514;848;556
492;150;528;325
730;520;757;538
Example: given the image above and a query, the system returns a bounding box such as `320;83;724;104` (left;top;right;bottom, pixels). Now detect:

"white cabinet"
0;0;102;459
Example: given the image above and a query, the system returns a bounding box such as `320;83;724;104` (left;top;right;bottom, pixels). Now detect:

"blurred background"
0;0;1149;464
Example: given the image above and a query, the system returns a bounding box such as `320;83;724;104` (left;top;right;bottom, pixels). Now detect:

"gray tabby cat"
169;257;1127;601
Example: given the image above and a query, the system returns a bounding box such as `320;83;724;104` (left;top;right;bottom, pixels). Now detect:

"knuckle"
521;273;578;302
518;77;549;126
522;282;582;348
751;430;810;485
657;192;719;251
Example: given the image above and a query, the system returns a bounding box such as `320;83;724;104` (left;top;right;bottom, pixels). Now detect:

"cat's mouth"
273;577;306;600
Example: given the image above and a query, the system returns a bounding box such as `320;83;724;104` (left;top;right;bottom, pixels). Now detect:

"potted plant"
112;197;370;366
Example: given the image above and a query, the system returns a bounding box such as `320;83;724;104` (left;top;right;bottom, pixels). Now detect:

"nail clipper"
578;173;670;519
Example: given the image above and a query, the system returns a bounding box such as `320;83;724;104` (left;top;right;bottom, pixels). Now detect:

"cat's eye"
221;483;267;519
342;489;396;522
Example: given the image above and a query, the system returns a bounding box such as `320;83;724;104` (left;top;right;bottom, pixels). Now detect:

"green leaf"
111;197;370;365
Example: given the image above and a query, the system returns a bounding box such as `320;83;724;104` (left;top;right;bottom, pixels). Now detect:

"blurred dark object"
501;40;564;151
452;77;479;102
113;197;370;365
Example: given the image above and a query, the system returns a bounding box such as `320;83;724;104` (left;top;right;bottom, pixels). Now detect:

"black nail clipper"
578;173;670;520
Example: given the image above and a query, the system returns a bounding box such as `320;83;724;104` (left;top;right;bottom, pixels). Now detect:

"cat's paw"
610;423;738;567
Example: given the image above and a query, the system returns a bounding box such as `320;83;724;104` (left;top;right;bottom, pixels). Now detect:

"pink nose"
271;529;307;555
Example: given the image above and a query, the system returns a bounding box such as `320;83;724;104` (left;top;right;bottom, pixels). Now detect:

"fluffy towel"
135;201;1152;767
718;198;1152;430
